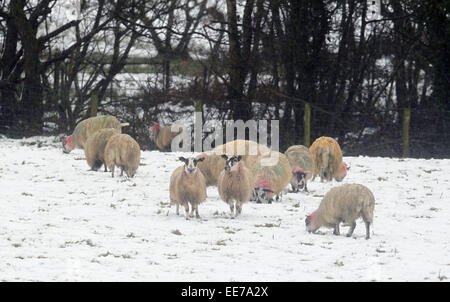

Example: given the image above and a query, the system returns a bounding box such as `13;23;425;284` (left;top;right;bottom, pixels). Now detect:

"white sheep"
217;155;254;217
104;134;141;178
305;184;375;239
169;157;207;220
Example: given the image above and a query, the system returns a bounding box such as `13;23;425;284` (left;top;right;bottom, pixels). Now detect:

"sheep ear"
197;157;205;162
263;188;274;193
221;154;228;160
237;155;242;161
178;157;187;162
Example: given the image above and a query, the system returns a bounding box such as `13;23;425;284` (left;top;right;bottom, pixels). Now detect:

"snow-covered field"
0;135;449;282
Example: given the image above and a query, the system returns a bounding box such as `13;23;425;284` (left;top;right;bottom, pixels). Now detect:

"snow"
0;136;449;281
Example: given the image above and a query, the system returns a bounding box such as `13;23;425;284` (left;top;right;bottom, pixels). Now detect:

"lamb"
84;128;120;171
149;121;184;151
246;151;292;203
285;145;314;192
196;140;270;187
104;134;141;178
305;184;375;239
169;157;207;219
63;115;129;153
309;136;348;182
217;155;253;217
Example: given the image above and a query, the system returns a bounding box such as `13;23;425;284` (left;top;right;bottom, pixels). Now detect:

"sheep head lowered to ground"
169;156;207;220
217;155;253;217
246;151;292;204
63;115;128;153
305;183;375;239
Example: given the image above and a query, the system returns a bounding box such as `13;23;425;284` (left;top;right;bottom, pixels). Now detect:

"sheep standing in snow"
169;157;206;219
217;155;253;217
285;145;313;192
246;151;292;203
104;134;141;178
305;184;375;239
309;136;348;182
149;121;183;151
63;115;129;153
84;128;120;171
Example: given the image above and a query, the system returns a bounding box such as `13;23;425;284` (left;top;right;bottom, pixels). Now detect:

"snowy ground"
0;135;449;282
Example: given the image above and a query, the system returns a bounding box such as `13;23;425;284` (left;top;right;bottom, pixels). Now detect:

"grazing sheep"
196;151;225;187
305;184;375;239
169;157;207;219
246;151;292;203
196;140;270;187
217;155;253;217
285;145;314;192
84;128;120;171
309;136;348;182
104;134;141;177
63;115;128;153
149;121;183;151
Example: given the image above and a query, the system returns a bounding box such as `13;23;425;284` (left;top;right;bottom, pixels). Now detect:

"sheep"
309;136;349;182
63;115;129;153
84;128;120;171
169;157;207;219
104;134;141;178
285;145;314;192
305;184;375;239
196;140;270;187
217;155;253;217
149;121;184;151
196;151;225;187
246;151;292;203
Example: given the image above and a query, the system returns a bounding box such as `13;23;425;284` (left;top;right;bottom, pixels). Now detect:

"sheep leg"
120;168;124;176
189;204;195;218
176;204;180;215
110;165;115;177
333;223;340;235
304;182;309;192
229;201;235;217
364;221;371;240
235;202;243;216
103;163;108;172
194;205;201;219
184;204;190;220
346;222;356;237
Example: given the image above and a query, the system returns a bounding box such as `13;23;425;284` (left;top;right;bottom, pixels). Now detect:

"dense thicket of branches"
0;0;448;157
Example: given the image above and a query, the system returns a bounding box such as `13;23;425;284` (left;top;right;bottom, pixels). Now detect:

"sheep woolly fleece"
308;184;375;231
84;128;120;170
64;115;124;151
169;163;207;214
104;134;141;177
309;136;346;182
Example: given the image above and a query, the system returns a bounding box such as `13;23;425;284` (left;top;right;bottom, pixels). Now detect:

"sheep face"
305;213;320;233
63;135;75;153
291;170;307;191
149;121;160;138
253;186;274;204
179;156;204;175
221;155;242;172
335;162;349;182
